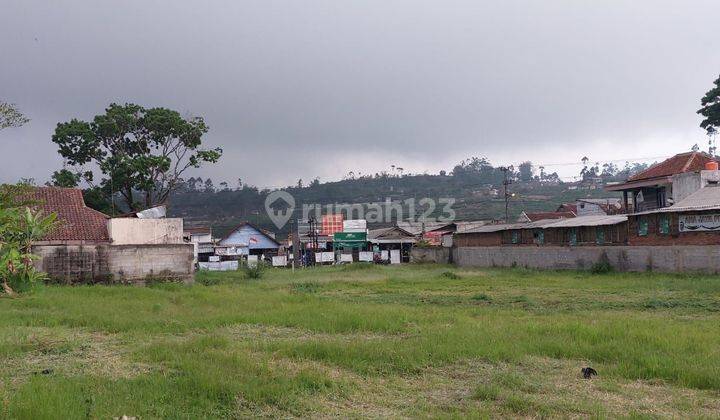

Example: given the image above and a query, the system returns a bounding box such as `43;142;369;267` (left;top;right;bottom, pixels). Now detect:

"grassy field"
1;265;720;418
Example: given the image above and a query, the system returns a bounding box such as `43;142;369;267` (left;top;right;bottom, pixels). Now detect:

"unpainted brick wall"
628;213;720;246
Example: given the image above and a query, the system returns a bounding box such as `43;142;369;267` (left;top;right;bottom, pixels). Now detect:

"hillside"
168;173;621;238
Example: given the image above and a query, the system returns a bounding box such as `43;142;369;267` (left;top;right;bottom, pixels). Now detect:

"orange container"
706;161;719;171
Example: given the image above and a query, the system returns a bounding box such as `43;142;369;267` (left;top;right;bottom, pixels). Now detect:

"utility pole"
308;217;319;266
500;166;513;222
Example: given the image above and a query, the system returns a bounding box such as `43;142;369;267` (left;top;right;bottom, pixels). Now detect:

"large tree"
51;103;222;211
698;74;720;136
0;102;29;130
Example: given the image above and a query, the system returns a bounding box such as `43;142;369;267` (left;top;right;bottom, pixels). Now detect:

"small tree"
518;161;534;182
0;102;29;130
51;103;222;211
0;185;57;296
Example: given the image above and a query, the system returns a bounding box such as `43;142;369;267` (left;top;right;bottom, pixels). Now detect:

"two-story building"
605;151;717;212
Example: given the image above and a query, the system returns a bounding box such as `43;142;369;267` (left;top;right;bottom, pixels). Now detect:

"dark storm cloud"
2;0;719;187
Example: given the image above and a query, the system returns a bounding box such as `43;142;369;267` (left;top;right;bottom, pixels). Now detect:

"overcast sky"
2;0;719;188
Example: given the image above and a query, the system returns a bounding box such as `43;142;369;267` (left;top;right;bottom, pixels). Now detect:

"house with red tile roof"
27;187;110;244
25;187;195;284
606;151;718;213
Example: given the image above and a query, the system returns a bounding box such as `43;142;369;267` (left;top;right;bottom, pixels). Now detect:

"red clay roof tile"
26;187;110;242
628;152;715;182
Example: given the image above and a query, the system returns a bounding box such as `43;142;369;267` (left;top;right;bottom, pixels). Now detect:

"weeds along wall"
453;245;720;273
32;244;194;284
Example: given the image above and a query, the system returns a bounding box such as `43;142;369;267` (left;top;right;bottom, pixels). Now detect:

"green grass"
1;265;720;417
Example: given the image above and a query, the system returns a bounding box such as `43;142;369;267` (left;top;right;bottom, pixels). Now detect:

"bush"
440;271;460;279
243;261;265;279
471;293;492;303
590;252;614;274
291;281;321;293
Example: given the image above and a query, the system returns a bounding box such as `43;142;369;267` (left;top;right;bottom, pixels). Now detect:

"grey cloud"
1;0;719;187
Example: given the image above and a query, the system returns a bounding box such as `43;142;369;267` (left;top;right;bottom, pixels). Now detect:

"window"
638;217;649;236
511;231;519;244
659;214;670;235
533;229;544;245
569;228;577;246
596;228;605;245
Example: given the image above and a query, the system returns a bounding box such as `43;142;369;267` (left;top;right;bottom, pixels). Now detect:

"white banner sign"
272;256;287;267
343;220;367;232
679;214;720;232
390;249;401;264
315;252;334;263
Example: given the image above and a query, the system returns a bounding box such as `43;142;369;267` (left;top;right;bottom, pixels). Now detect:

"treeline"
167;156;652;234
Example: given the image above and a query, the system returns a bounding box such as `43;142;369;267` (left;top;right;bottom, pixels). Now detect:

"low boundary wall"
411;247;451;264
453;245;720;273
33;244;194;284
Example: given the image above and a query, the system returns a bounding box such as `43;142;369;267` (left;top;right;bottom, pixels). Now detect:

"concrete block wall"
411;247;451;264
454;245;720;273
33;243;194;284
32;245;109;283
105;244;194;284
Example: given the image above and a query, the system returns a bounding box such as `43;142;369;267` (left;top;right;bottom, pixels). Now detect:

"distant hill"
168;173;622;238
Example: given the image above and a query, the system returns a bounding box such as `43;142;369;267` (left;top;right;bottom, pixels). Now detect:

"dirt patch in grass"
1;327;150;383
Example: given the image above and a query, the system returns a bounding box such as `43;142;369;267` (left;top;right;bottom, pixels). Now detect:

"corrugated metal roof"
457;215;627;234
541;215;627;228
396;221;453;235
459;223;519;234
459;219;557;234
367;226;415;240
520;211;576;222
455;221;489;233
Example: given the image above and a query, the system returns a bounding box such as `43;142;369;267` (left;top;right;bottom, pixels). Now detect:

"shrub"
471;293;492;303
590;252;614;274
291;281;321;293
414;239;432;248
243;261;265;279
440;271;460;279
198;275;222;286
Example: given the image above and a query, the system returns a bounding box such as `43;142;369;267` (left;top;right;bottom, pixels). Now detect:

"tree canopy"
0;102;29;130
51;103;222;211
698;74;720;136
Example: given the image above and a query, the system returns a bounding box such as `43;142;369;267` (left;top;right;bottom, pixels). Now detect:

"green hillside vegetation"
169;158;645;237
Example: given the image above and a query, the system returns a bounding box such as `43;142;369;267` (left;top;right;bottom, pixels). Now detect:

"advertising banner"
679;214;720;232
